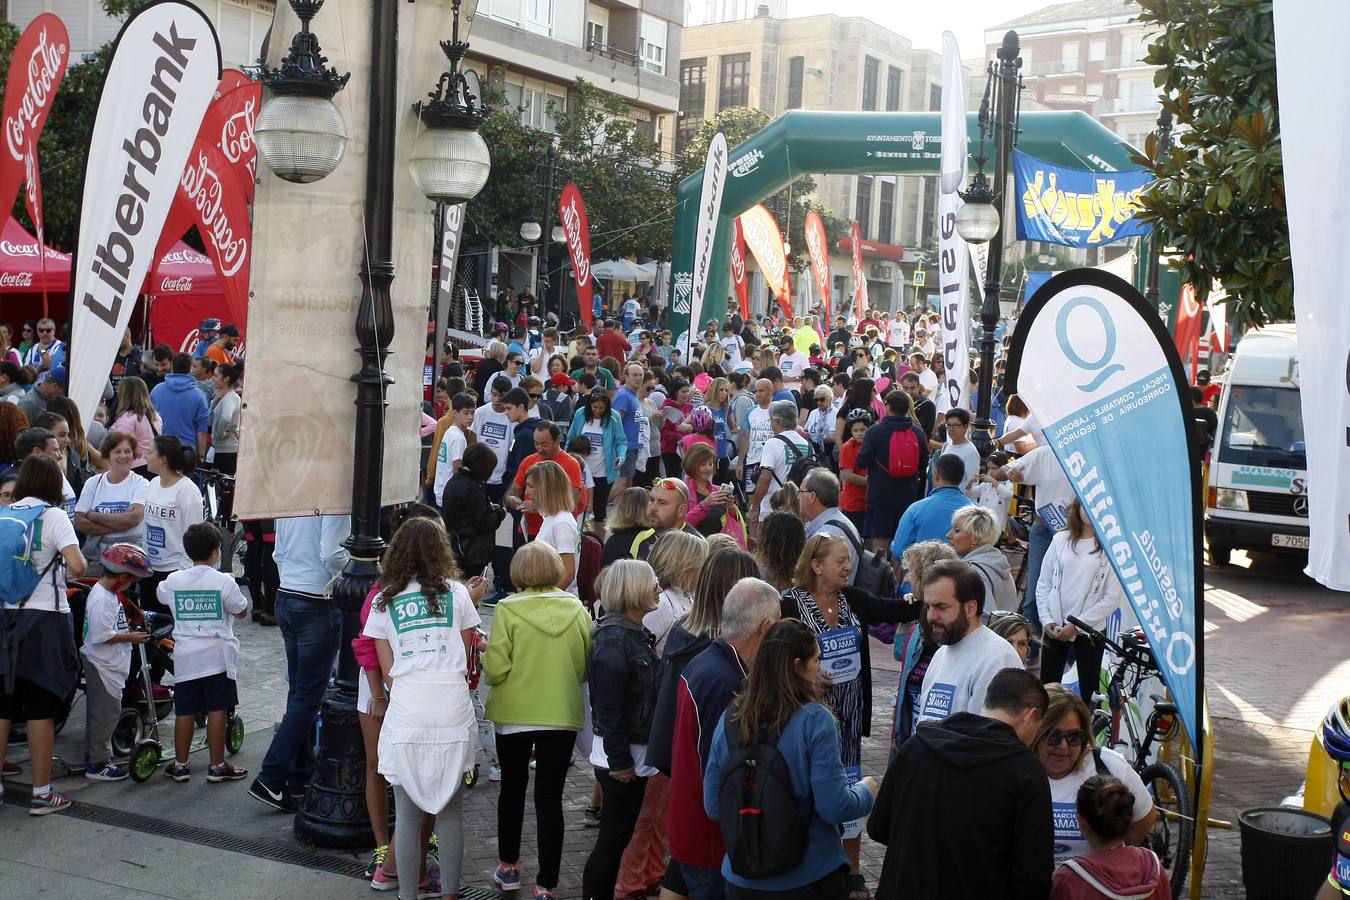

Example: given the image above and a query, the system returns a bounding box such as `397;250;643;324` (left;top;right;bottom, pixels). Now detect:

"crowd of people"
0;299;1194;900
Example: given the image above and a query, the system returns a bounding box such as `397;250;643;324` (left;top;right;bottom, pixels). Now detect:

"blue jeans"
1021;520;1052;633
678;861;726;900
259;590;342;785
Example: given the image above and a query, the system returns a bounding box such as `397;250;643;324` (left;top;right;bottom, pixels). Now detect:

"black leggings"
581;768;648;900
242;520;279;615
661;452;682;480
1040;632;1107;704
213;452;237;523
496;729;577;890
591;476;612;523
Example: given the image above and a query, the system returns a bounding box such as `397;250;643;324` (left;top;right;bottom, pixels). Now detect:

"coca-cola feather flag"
559;182;594;329
730;217;749;321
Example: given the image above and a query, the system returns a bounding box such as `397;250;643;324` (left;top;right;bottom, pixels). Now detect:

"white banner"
939;32;970;413
69;3;221;423
1273;0;1350;590
235;0;467;518
432;202;466;379
685;131;727;354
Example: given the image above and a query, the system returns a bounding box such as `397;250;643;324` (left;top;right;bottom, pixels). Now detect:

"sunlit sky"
785;0;1057;56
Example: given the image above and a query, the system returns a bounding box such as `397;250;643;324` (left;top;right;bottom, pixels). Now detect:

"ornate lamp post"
954;30;1022;460
255;0;491;847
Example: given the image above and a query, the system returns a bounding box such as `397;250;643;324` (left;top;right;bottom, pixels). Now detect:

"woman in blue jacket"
567;390;627;528
703;619;879;899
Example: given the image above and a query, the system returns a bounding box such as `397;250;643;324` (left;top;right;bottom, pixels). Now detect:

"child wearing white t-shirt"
157;524;249;784
82;546;153;782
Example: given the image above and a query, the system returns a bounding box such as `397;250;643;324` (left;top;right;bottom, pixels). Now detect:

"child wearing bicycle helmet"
679;405;716;455
838;408;873;534
82;543;154;782
1322;699;1350;898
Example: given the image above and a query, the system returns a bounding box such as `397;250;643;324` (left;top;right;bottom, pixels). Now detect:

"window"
1089;39;1107;62
886;65;903;111
878;180;895;245
1019;46;1032;71
640;15;667;75
1123;33;1149;64
787;56;804;109
1060;41;1079;73
929;84;941;112
523;0;552;36
719;53;751;110
586;20;605;50
921;176;938;242
862;56;879;111
855;176;874;239
678;58;708;152
1086;81;1104;98
505;82;565;132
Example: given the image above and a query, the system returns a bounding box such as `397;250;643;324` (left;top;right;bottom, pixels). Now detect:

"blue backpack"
0;503;59;607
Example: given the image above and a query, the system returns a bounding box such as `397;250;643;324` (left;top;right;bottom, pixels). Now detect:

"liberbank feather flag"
939;31;970;413
68;2;221;424
1273;0;1350;590
686;132;727;352
1008;269;1203;751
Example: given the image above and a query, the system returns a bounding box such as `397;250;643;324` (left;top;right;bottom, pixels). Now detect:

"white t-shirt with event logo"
6;498;77;612
719;335;744;368
916;624;1022;726
76;470;150;557
363;579;480;679
473;404;513;485
82;582;134;696
581;422;607;479
744;405;772;466
778;349;811;383
432;425;468;506
758;431;812;517
158;565;249;681
1050;745;1153;864
143;477;205;572
888;319;909;347
1008;445;1075;531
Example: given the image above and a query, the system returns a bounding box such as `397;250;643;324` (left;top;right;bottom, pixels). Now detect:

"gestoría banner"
730;217;748;321
559;182;594;330
1007;269;1203;752
803;210;831;324
1014;149;1152;248
1;13;69;237
1273;0;1350;591
686;131;727;352
68;2;221;424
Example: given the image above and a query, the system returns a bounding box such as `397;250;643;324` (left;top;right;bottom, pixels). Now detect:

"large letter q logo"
1055;296;1126;392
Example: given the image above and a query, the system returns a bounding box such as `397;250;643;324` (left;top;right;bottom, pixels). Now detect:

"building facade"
679;11;945;315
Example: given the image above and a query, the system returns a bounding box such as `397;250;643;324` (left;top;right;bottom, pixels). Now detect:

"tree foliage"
1132;0;1288;328
675;107;850;272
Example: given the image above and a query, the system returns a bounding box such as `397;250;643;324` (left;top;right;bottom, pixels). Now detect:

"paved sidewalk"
0;550;1344;898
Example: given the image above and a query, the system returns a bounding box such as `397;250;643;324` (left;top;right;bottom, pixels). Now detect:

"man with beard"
913;560;1021;728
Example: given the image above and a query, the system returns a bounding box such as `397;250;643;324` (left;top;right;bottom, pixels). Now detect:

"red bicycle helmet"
101;542;153;579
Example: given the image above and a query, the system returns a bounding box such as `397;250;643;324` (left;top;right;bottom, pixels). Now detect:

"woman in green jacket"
483;541;593;899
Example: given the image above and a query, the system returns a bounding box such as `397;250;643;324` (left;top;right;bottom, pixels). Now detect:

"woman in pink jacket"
109;377;162;477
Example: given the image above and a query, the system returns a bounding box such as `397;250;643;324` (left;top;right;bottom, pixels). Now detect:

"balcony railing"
1101;53;1151;71
1025;59;1083;77
1092;95;1161;116
587;36;638;66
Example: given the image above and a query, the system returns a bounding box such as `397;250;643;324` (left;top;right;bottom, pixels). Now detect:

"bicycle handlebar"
1066;615;1118;650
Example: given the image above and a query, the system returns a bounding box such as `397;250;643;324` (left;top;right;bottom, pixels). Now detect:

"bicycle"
1067;615;1193;898
199;467;246;580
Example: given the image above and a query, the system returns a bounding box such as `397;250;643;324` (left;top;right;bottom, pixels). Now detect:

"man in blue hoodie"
150;352;210;458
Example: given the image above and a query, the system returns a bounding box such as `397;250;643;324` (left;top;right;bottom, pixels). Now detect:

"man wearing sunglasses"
23;318;62;373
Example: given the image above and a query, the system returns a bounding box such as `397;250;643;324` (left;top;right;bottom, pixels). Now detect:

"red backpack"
886;426;921;478
577;533;604;615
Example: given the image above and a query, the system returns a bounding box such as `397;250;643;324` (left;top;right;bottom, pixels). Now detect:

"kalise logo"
4;26;67;164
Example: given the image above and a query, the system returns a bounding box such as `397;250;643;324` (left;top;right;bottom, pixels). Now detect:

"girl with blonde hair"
525;460;580;594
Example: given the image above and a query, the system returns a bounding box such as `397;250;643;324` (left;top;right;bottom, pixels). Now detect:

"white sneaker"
488;765;502;782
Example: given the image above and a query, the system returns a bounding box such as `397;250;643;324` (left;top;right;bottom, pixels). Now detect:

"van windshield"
1217;385;1306;469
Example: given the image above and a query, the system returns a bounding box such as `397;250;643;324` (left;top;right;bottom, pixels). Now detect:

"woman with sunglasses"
16;320;37;361
1034;685;1157;866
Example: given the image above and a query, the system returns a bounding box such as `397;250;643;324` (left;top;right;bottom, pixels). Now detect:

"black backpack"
771;433;829;487
717;723;812;878
829;518;898;601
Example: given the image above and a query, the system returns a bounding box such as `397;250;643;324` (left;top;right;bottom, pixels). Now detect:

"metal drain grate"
1;784;502;897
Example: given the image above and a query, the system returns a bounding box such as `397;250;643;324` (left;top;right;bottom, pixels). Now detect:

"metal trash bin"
1238;806;1333;900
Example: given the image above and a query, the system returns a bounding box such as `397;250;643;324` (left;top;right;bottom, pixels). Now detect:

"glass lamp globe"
409;125;491;203
255;94;349;184
954;199;1001;245
520;221;543;242
551;225;566;243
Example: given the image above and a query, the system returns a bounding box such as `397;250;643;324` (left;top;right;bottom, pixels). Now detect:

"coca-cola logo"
0;271;33;287
730;240;746;284
561;197;588;287
219;97;255;165
161;276;193;292
0;238;65;260
180;147;248;276
4;27;66;164
162;248;210;266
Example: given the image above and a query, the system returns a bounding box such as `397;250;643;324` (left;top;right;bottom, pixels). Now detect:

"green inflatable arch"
667;109;1140;340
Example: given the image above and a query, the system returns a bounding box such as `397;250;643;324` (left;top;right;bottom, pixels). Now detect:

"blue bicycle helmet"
1324;697;1350;763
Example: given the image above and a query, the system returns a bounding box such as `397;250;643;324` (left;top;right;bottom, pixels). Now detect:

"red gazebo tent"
145;241;240;355
0;217;71;321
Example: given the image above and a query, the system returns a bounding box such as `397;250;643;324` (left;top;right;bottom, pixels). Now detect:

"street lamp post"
256;0;490;847
1144;105;1173;308
955;30;1022;460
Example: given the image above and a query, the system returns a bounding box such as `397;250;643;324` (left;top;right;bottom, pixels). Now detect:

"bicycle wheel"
1139;761;1192;897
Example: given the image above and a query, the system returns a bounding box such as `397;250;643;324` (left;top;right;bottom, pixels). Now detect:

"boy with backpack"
749;401;821;531
857;391;930;554
82;544;154;782
157;523;249;783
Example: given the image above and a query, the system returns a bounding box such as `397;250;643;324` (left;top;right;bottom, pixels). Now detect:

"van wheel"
1208;543;1232;565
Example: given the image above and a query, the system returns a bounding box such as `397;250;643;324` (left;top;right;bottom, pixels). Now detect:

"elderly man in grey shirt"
799;468;862;584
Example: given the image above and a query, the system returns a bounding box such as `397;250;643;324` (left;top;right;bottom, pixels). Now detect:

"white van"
1205;323;1308;563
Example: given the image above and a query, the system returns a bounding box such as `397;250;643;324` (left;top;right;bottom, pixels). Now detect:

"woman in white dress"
363;516;488;900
